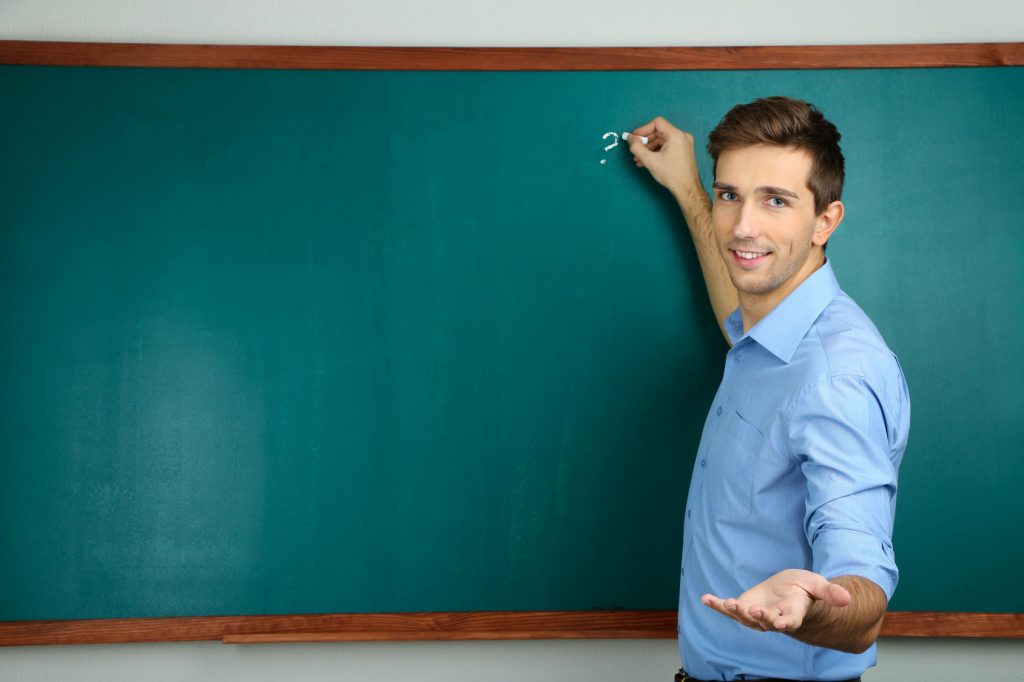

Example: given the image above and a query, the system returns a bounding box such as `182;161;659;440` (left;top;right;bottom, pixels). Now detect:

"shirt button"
687;509;692;518
716;406;723;416
700;459;706;468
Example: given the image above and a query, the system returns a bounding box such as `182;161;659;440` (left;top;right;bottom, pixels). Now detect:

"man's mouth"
730;249;770;266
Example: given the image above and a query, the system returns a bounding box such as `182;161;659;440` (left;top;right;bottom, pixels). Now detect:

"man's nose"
732;202;760;241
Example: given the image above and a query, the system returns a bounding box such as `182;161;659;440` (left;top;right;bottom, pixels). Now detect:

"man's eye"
768;196;787;208
719;191;738;201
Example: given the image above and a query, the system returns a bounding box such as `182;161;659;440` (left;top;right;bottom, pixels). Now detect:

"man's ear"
812;200;844;247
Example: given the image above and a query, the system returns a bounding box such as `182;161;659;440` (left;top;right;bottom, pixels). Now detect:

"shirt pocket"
706;409;764;521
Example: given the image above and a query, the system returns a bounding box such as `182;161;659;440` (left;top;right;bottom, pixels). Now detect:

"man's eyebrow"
758;185;801;200
712;182;801;200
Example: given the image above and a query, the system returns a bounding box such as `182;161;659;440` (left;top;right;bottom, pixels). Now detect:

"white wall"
0;638;1023;682
1;0;1023;46
1;3;1021;681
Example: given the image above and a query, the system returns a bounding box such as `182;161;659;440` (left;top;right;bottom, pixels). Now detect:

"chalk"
622;132;649;145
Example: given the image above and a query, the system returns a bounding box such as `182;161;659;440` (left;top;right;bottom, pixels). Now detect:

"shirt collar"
724;259;841;364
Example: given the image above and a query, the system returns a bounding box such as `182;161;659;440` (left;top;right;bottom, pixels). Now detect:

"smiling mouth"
730;249;770;266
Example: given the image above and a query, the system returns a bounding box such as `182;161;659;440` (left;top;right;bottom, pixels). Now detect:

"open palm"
702;569;852;633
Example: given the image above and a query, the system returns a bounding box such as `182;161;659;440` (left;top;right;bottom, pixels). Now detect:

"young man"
628;98;910;682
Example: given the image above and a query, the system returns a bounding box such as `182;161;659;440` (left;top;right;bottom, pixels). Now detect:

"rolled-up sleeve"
788;373;902;600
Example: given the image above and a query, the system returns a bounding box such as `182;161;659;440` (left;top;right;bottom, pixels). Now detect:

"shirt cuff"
812;527;899;601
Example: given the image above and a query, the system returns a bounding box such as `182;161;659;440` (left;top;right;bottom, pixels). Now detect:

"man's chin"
728;270;780;297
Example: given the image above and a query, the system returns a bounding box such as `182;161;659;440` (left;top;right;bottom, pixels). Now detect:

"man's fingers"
627;131;664;152
629;118;673;150
627;131;667;170
710;596;762;629
770;607;803;632
703;572;849;636
630;118;662;137
824;582;852;607
701;593;726;612
804;575;852;608
627;136;655;165
748;604;787;631
701;594;745;622
640;115;682;137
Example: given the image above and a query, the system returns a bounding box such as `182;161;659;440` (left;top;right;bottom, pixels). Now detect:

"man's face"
711;144;834;310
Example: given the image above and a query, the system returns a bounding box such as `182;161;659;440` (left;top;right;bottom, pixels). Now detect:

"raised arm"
627;117;737;338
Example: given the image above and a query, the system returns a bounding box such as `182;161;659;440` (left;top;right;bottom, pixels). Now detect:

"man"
628;97;910;682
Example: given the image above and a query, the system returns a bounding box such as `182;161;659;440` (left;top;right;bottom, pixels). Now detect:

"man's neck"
738;253;826;334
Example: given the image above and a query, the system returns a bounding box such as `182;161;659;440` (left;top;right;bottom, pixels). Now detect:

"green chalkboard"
0;65;1021;621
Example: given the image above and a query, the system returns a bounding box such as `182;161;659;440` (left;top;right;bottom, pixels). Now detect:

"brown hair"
707;96;844;216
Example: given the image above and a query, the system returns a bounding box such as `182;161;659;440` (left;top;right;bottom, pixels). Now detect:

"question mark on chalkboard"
600;131;619;165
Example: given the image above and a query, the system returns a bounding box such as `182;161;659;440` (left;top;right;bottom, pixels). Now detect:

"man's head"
706;97;846;325
707;97;844;216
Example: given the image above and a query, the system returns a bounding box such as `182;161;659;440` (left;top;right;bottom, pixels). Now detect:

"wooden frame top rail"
0;611;1021;646
0;41;1022;70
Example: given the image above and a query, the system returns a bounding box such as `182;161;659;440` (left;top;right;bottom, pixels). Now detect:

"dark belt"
675;670;861;682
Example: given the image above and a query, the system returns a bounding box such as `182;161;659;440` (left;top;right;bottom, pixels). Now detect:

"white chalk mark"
600;131;619;165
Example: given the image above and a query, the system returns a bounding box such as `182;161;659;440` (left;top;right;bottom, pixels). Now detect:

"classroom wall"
0;639;1020;682
1;2;1021;681
1;0;1023;46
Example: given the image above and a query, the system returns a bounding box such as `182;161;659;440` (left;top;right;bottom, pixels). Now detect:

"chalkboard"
1;62;1021;624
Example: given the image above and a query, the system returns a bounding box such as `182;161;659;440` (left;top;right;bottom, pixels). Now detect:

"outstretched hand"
702;569;852;634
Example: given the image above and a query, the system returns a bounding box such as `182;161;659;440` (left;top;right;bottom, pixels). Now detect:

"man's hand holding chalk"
621;132;649;145
626;117;703;206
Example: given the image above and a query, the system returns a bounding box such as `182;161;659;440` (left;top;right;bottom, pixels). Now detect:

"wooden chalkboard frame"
0;40;1022;70
0;39;1021;645
1;610;1022;646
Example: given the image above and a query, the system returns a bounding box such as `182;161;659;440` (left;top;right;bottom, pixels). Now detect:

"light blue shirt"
679;260;910;681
